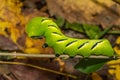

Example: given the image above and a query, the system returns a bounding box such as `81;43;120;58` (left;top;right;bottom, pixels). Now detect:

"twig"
0;52;118;59
108;31;120;34
98;25;113;38
0;61;77;79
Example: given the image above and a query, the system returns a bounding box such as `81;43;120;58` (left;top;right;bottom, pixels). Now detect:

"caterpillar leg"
55;53;60;57
54;57;65;72
42;43;48;48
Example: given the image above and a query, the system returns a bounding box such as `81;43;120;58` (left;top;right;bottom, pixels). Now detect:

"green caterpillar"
26;17;114;57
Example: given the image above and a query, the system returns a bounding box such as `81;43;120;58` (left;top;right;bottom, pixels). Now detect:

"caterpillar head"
26;17;48;38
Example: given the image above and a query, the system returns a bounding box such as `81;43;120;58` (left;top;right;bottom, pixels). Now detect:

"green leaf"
65;22;84;33
83;24;101;39
65;22;113;39
98;25;113;38
74;58;110;74
54;17;65;27
65;23;102;39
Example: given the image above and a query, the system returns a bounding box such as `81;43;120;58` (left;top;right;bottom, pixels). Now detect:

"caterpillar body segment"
26;17;114;58
76;39;113;57
44;25;66;47
26;17;47;37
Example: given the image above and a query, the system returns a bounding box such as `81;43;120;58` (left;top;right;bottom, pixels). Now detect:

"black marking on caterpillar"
57;38;68;42
48;25;57;28
91;41;103;49
52;32;62;36
55;54;60;57
78;41;89;49
42;43;48;48
66;40;78;47
31;36;43;39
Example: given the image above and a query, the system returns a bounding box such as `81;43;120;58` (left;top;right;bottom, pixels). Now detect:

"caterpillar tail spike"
25;17;114;58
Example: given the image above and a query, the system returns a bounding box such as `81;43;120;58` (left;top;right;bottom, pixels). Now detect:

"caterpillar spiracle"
26;17;114;57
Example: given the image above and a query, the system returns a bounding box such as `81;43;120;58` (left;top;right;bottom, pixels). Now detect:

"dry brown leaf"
0;0;53;54
24;37;45;54
46;0;120;28
0;0;25;43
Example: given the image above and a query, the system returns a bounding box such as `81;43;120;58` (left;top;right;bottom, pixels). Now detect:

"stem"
108;31;120;34
0;61;77;79
98;25;113;38
0;52;117;59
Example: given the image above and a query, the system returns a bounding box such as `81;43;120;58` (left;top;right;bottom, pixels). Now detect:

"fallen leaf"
92;72;103;80
107;59;120;80
46;0;120;28
114;36;120;55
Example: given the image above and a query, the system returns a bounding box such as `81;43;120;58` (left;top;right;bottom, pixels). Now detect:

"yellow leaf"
24;37;42;54
25;37;34;48
0;0;54;56
114;46;120;55
24;37;45;54
92;72;103;80
0;0;23;24
108;69;115;75
24;37;54;54
116;36;120;44
0;21;11;36
114;36;120;55
24;48;42;54
107;59;120;80
10;28;20;43
107;59;120;64
0;0;25;43
115;65;120;80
